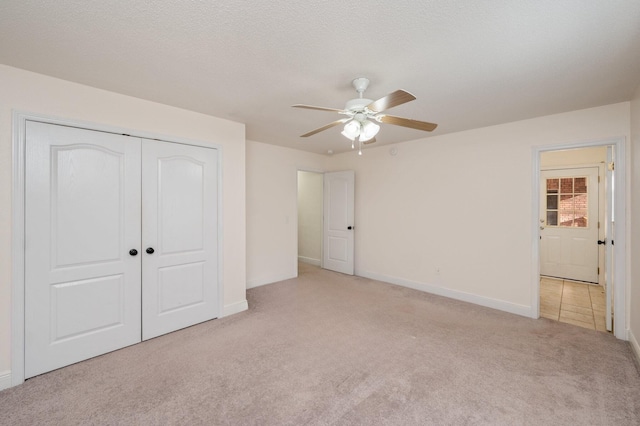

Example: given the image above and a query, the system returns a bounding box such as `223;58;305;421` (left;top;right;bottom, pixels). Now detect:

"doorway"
297;170;356;275
538;147;607;331
297;170;324;267
534;141;625;337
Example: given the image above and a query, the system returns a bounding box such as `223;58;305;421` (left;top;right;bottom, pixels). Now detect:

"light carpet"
1;263;639;425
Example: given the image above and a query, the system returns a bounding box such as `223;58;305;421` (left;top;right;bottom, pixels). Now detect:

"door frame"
11;111;224;386
532;137;627;339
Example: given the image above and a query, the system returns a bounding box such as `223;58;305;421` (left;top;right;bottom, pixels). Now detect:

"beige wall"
244;103;631;324
0;65;247;377
328;103;630;315
246;140;327;288
630;83;640;358
297;171;323;265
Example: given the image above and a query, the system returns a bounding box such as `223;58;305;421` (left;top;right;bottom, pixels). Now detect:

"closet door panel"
25;122;142;378
141;140;219;340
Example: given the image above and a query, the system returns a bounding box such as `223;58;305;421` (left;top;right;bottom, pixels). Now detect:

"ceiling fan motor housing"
345;98;373;113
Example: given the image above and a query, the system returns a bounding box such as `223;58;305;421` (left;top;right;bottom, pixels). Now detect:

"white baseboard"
357;270;533;318
628;329;640;365
298;256;321;266
222;300;248;317
0;370;11;391
246;272;295;289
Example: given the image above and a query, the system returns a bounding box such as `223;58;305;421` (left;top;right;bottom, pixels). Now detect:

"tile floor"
540;276;608;332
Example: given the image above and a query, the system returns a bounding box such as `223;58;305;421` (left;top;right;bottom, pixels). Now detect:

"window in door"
545;177;588;228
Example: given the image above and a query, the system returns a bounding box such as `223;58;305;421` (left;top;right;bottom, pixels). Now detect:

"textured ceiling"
1;0;639;154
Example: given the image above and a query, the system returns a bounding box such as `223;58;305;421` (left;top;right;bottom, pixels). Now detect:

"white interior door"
540;167;599;283
141;140;219;340
25;122;142;378
323;171;354;275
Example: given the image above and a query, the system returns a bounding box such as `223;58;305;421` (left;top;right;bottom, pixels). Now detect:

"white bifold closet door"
25;122;219;378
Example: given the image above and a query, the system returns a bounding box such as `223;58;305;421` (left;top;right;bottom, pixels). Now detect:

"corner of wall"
629;83;640;352
247;271;297;290
0;370;11;391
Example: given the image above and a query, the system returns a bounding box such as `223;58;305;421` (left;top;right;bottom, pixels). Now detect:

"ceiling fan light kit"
360;120;380;141
341;119;360;141
293;77;438;155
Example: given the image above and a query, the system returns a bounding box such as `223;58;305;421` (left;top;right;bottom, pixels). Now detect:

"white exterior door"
323;171;355;275
25;122;142;378
141;140;219;340
540;167;599;283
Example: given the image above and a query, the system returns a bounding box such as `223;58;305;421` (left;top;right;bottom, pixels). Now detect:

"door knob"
597;239;606;245
129;249;138;256
146;247;155;254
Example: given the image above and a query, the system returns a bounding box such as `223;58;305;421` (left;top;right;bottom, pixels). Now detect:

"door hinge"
598;176;601;183
608;162;615;171
598;267;600;275
598;221;600;229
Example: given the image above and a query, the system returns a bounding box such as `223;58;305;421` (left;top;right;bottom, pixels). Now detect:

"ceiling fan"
292;77;437;154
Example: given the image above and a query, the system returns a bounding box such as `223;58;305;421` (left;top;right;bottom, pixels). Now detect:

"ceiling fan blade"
366;90;416;113
362;137;377;145
377;115;438;132
300;118;349;137
292;104;344;113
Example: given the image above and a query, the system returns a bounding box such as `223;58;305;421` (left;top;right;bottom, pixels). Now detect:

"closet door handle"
129;249;138;256
146;247;155;254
